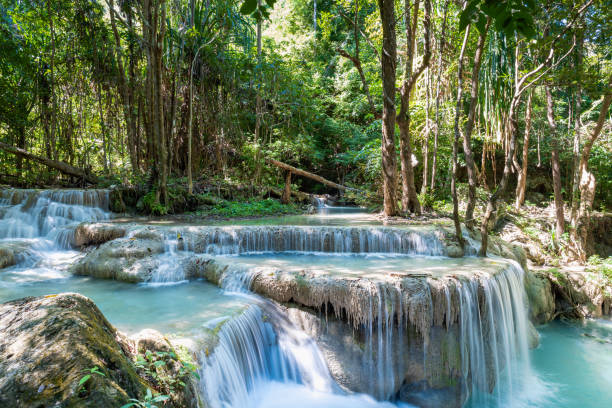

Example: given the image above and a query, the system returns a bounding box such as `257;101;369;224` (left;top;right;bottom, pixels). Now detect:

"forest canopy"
0;0;610;256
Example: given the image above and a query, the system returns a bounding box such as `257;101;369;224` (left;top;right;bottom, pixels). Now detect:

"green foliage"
132;348;199;405
418;191;436;211
77;366;106;393
586;256;612;282
460;0;536;38
120;388;169;408
138;191;169;216
240;0;277;21
204;198;300;218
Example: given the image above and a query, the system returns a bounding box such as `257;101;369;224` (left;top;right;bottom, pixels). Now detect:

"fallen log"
267;186;312;203
0;141;98;184
267;158;359;192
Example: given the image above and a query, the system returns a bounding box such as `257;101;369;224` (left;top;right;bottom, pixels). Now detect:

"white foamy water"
0;189;111;249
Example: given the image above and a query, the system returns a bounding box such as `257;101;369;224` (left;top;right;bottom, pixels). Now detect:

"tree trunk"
515;89;533;209
463;22;490;228
108;0;139;175
451;27;470;251
0;141;98;184
570;32;584;226
573;72;612;259
142;0;168;204
377;0;398;216
254;4;263;184
547;86;565;237
156;1;168;205
188;54;196;194
421;69;430;194
268;159;358;192
281;171;292;204
398;0;431;215
430;0;449;191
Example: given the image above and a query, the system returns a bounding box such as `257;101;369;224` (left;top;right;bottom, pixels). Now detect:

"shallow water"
214;252;509;280
0;263;249;336
1;190;610;408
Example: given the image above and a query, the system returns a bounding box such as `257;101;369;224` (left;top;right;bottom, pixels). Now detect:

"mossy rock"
0;293;149;407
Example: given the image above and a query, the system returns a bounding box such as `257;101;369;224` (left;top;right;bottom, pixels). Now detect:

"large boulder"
71;232;164;282
0;293;200;408
0;293;149;407
72;223;127;247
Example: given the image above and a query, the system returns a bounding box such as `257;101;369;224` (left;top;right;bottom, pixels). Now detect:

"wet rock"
71;236;163;282
132;329;173;354
446;244;464;258
0;240;34;269
286;306;465;407
545;268;612;319
524;271;556;324
0;294;201;408
72;223;127;247
0;293;148;407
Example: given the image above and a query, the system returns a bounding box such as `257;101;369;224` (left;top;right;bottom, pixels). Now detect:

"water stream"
0;188;609;408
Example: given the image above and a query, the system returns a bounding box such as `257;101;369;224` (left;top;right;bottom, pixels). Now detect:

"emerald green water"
529;319;612;407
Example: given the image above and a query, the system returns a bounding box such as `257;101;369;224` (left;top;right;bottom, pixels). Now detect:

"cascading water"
200;250;536;407
181;225;451;256
148;232;190;284
0;191;555;408
0;189;111;248
199;301;337;408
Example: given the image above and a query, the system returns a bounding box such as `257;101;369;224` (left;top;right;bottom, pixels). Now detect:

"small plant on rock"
120;388;169;408
77;366;105;394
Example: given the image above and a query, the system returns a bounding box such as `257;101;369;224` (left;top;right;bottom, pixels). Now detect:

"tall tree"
377;0;398;216
546;85;565;236
572;72;612;259
514;88;533;208
462;19;490;228
430;0;450;191
451;26;471;251
141;0;169;205
397;0;431;214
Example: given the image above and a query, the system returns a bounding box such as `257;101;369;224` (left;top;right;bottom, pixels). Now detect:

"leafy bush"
206;198;300;218
418;191;436;211
137;191;169;216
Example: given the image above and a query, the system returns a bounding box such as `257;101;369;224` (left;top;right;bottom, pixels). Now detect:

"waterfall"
363;261;531;405
460;262;532;407
205;252;533;406
182;226;449;256
0;189;111;248
199;302;337;408
149;232;190;284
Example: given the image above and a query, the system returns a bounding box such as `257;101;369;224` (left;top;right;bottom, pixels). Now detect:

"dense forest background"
0;0;610;255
